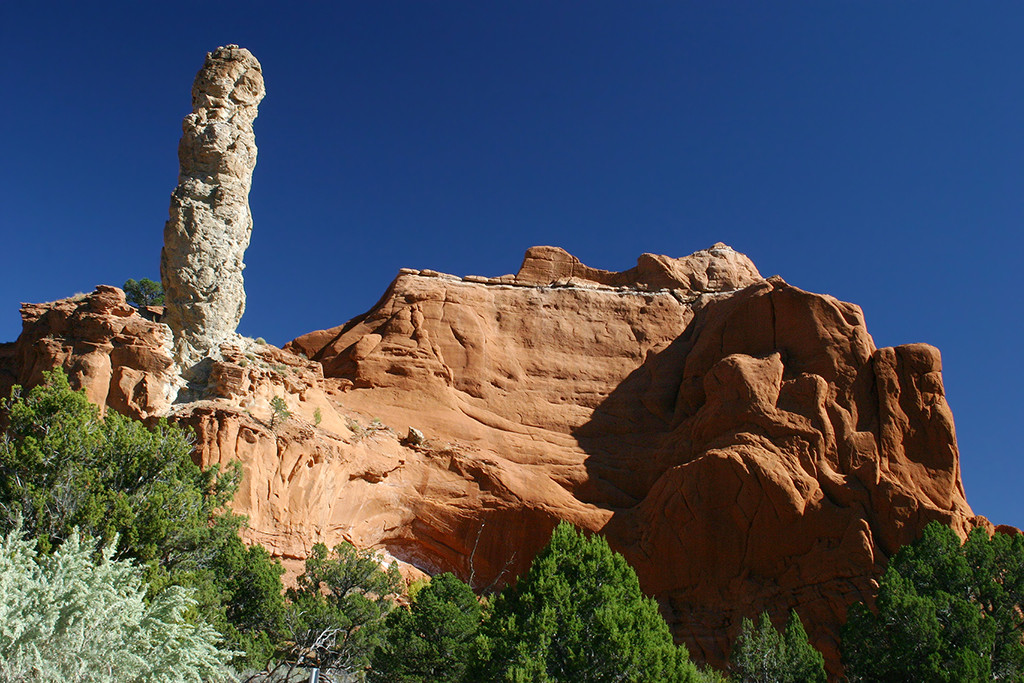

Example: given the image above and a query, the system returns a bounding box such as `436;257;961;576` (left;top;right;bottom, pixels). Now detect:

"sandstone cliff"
284;244;982;667
0;244;988;672
0;286;175;419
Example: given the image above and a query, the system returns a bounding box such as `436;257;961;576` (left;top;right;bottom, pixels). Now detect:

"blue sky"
2;2;1022;526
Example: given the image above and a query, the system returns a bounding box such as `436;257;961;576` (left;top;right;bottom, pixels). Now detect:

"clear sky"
2;3;1021;526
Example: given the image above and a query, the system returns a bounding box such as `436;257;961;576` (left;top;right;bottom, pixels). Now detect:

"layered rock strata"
283;244;982;670
161;45;265;371
0;244;990;674
0;286;175;419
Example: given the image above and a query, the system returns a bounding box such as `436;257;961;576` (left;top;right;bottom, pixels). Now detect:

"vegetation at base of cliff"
0;369;239;561
369;572;481;682
731;610;826;683
0;369;286;669
0;526;233;683
1;372;729;682
284;541;403;677
123;277;165;307
7;372;1024;682
842;520;1024;682
469;521;699;683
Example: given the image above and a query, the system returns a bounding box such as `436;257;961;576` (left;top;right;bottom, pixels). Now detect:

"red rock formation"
574;277;980;666
0;286;175;419
511;243;761;291
285;245;982;671
0;245;989;675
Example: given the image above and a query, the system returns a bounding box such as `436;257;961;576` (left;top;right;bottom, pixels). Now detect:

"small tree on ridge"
123;278;164;307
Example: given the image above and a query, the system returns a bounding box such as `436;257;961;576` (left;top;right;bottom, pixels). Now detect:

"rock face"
0;286;175;419
280;244;981;669
160;45;265;371
0;244;989;674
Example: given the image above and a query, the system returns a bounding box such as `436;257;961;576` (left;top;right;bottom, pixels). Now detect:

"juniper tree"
369;572;481;683
280;541;403;680
842;521;1024;683
730;610;826;683
471;521;698;683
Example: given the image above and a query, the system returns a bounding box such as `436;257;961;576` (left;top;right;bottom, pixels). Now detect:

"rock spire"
161;45;265;371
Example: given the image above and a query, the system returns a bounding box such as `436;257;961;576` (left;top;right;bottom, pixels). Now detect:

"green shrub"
471;522;698;683
730;610;825;683
278;541;403;680
269;396;291;429
370;572;481;682
0;369;239;562
842;521;1024;682
0;369;286;669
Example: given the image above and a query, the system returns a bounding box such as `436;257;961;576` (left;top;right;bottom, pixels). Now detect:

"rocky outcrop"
161;45;265;372
0;286;175;419
282;245;982;671
511;242;762;291
0;244;989;675
575;277;978;667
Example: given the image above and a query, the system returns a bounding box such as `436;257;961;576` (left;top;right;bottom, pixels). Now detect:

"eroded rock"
160;45;265;372
513;242;762;291
0;286;175;419
283;245;985;673
0;244;995;675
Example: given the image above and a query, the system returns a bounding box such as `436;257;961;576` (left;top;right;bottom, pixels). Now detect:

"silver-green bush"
0;526;234;683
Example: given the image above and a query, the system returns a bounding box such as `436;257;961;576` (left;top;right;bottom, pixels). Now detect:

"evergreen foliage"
123;278;165;307
729;610;825;683
280;541;403;680
269;397;291;429
842;521;1024;682
208;536;287;669
0;526;232;683
694;670;728;683
0;369;238;562
369;572;481;683
0;370;286;667
471;521;698;683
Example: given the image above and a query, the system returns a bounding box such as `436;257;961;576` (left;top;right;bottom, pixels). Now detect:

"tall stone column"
161;45;265;372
